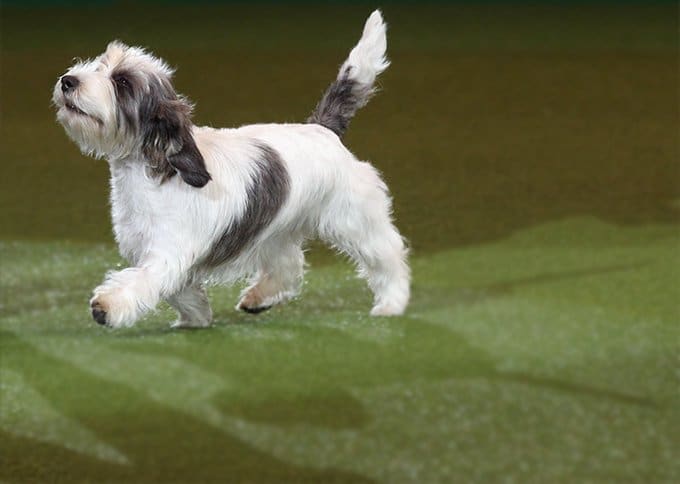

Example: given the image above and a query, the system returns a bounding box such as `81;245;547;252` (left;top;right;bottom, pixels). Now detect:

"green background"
1;2;678;483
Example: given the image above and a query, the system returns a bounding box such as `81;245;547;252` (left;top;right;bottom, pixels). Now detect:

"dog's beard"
58;110;106;156
55;97;135;160
53;77;131;159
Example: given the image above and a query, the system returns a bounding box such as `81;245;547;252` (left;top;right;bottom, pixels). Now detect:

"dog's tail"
307;10;390;138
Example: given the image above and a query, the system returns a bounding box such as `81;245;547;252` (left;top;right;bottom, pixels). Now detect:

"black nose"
61;75;79;93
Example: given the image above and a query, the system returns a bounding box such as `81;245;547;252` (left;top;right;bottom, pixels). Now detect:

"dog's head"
53;41;211;187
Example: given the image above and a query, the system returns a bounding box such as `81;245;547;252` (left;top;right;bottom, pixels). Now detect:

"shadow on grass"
113;313;655;434
411;261;648;310
495;372;656;408
476;262;648;298
216;389;370;431
0;330;374;484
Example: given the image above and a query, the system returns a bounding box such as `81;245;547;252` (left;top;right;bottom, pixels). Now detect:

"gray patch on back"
202;142;290;267
307;67;374;138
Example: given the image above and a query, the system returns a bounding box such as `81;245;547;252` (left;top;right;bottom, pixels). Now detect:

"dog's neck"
108;152;158;181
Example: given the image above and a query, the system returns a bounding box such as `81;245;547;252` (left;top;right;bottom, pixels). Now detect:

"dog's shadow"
0;329;375;484
114;309;655;435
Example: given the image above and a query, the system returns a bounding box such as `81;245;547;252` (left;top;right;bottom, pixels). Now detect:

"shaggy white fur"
53;10;410;328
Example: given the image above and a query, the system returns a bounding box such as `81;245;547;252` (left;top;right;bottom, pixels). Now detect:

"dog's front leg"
90;256;186;328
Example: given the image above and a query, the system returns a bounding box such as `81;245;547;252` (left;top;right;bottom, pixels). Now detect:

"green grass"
2;218;678;483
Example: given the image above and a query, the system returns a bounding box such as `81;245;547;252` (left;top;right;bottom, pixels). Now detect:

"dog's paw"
170;318;212;329
89;287;138;328
370;303;405;317
90;299;109;326
236;286;273;315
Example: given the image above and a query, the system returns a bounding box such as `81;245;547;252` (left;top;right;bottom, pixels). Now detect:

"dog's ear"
140;80;211;188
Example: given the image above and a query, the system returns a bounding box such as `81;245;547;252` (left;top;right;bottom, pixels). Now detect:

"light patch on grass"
32;338;230;410
0;368;129;465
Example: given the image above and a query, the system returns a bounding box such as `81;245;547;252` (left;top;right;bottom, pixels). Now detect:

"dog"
53;10;410;328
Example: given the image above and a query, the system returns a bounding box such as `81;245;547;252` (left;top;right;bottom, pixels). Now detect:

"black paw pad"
92;307;108;325
240;305;272;315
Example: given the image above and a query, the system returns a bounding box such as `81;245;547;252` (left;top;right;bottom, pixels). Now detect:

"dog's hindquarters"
227;123;409;316
238;157;410;316
304;10;408;314
318;160;410;316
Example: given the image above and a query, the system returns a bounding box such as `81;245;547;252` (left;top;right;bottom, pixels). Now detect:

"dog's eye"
113;74;131;90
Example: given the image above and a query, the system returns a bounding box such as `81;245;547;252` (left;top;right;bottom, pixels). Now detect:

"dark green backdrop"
1;1;677;254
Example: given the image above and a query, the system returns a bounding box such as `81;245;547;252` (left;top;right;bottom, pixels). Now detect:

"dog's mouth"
59;99;102;125
65;101;88;116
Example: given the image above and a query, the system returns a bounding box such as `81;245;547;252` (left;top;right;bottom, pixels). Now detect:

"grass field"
1;2;679;483
2;218;679;482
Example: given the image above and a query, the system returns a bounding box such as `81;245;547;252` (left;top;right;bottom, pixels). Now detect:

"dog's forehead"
101;41;174;77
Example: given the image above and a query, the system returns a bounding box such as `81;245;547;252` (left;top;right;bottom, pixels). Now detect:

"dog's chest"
109;164;160;264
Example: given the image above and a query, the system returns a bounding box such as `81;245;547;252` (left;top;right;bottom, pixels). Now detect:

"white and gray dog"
53;10;410;328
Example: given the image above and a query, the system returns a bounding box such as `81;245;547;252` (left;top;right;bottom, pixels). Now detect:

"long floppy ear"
140;79;211;188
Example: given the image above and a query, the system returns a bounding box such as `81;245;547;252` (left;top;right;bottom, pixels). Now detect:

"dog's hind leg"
167;284;213;328
237;243;305;314
332;220;410;316
320;168;410;316
362;227;410;316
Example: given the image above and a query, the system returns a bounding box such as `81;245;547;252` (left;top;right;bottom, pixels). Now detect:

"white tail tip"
339;9;390;85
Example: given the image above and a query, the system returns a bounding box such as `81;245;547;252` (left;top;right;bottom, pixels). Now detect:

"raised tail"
307;10;390;137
